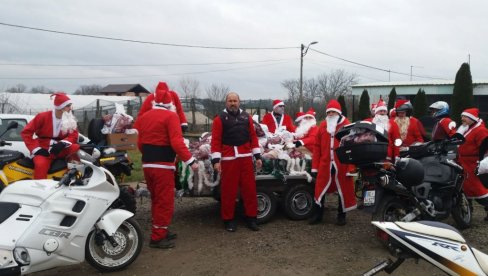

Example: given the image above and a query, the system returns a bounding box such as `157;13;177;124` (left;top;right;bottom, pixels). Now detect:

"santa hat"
272;99;285;109
461;108;480;122
326;99;342;115
394;99;410;110
389;108;396;118
375;99;387;113
370;103;377;112
294;111;306;122
153;82;173;108
51;92;72;110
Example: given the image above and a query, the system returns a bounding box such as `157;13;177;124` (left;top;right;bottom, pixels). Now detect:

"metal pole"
299;44;304;112
410;66;413;81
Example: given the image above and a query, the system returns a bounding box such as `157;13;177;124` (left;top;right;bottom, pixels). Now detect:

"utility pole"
299;41;318;112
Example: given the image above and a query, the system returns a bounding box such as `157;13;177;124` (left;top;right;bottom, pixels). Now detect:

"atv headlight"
13;247;30;265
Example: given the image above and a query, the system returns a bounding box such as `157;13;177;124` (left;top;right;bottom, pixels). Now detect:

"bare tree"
205;83;229;118
281;79;299;117
0;93;21;113
30;86;53;94
179;77;201;131
74;84;103;95
6;84;27;93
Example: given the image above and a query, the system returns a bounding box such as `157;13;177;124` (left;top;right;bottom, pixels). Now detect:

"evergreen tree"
451;63;474;124
413;89;428;118
337;95;348;119
387;87;397;111
358;89;371;120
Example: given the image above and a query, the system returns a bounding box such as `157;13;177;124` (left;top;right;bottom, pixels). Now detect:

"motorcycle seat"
395;221;465;243
472;247;488;275
17;158;67;174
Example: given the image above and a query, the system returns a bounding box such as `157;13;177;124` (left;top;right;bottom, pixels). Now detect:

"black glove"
34;148;50;157
50;142;66;156
294;141;303;148
311;172;318;179
181;125;188;133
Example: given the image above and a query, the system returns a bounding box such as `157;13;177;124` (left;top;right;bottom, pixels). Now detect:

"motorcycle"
0;121;136;213
336;121;471;229
0;150;143;275
363;220;488;275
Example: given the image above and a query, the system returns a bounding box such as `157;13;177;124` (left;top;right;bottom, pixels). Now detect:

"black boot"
336;197;347;226
245;217;259;231
308;203;324;225
224;219;237;232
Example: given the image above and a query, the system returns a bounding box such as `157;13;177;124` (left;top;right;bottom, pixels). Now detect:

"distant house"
100;84;150;97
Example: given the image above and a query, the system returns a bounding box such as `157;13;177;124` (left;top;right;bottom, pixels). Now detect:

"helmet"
429;101;449;118
396;102;413;112
395;158;424;187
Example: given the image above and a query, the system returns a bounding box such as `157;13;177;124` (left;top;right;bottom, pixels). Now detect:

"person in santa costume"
261;99;296;134
138;81;189;132
456;108;488;220
211;92;262;232
292;108;318;154
364;99;401;161
21;93;80;179
429;101;457;141
134;89;198;249
309;99;356;226
393;99;425;147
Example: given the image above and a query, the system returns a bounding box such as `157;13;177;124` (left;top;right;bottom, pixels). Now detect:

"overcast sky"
1;0;487;99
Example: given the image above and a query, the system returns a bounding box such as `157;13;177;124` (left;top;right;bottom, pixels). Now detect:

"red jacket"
395;116;424;146
261;112;296;134
312;116;356;211
211;110;260;161
365;118;401;161
138;91;188;127
21;110;79;155
297;126;318;152
134;107;194;169
432;117;457;141
457;120;488;199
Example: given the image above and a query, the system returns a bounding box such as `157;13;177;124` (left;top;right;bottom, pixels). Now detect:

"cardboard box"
107;133;137;151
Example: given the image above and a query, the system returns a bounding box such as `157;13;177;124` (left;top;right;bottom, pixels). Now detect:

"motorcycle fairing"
96;209;133;236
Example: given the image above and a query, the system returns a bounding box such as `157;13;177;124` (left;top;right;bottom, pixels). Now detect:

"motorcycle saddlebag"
336;142;388;165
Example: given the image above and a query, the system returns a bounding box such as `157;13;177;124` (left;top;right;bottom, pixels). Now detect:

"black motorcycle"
336;121;471;229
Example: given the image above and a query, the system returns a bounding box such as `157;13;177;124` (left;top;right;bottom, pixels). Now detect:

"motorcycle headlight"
13;247;30;265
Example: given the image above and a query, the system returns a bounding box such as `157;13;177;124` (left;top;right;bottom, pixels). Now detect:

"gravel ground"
32;192;488;276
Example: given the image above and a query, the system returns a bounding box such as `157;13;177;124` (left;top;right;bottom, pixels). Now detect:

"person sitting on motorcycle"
457;108;488;221
394;99;425;147
429;101;456;141
365;99;401;162
21;93;80;179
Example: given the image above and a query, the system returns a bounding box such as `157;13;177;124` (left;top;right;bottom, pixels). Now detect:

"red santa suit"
261;99;296;133
457;109;488;200
138;82;188;130
134;90;195;242
395;116;424;146
312;101;356;212
294;109;318;152
211;109;261;221
21;93;80;179
432;117;457;141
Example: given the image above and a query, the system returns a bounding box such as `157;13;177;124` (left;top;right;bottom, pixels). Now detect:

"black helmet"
396;102;413;113
395;158;424;187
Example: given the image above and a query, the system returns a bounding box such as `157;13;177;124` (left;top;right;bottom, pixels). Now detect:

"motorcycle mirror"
394;139;403;147
77;149;97;163
0;121;19;138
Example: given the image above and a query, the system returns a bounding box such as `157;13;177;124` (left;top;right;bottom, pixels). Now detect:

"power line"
310;48;449;80
0;22;297;50
0;58;295;67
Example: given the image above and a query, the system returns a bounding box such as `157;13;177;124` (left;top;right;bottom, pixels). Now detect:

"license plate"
363;190;375;206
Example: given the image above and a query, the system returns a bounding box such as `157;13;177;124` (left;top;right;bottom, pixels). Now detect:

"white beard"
457;124;469;135
61;111;78;134
295;119;316;139
372;115;390;131
326;115;339;134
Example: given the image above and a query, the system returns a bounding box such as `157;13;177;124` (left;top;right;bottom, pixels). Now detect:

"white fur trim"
374;105;387;113
184;157;196;165
252;148;261;154
461;111;479;122
326;108;341;115
273;101;285;109
142;164;176;170
211;152;221;159
55;99;72;110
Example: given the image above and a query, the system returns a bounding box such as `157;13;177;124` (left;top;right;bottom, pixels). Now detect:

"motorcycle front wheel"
451;192;472;230
85;217;143;272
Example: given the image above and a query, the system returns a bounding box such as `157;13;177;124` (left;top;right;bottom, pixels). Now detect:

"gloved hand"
50;142;66;156
311;172;318;179
294;141;303;148
34;148;50;157
181;125;188;133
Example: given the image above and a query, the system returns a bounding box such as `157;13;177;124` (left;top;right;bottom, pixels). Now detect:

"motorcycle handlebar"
0;140;12;146
58;168;79;186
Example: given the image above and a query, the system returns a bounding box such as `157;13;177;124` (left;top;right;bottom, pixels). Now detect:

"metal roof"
100;84;149;93
352;80;488;88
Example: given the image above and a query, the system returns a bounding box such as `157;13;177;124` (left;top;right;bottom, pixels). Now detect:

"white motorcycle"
363;221;488;275
0;151;143;275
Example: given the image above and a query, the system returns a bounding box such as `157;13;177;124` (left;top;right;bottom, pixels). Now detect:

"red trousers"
33;144;80;179
143;167;174;241
220;157;257;220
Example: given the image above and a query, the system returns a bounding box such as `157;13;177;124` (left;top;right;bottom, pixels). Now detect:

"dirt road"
33;194;488;276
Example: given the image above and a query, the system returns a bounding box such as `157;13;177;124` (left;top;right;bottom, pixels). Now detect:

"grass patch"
125;150;143;183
